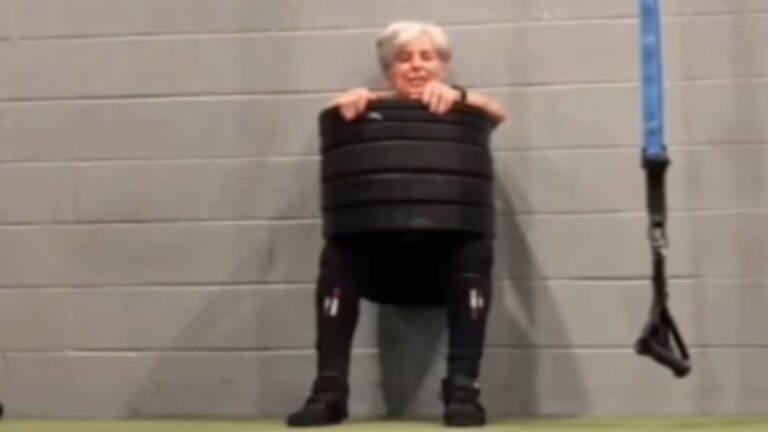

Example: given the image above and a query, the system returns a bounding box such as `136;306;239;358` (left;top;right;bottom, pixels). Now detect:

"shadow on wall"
491;182;588;417
376;304;445;417
117;147;325;417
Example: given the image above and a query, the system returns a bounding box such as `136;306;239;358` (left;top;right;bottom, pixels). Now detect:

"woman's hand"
421;82;507;124
420;81;462;115
332;87;378;121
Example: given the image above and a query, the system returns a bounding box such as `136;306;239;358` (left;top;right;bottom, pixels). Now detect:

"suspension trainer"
634;0;691;378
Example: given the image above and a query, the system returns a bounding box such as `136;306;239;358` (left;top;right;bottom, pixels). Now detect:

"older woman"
287;21;505;427
335;22;504;123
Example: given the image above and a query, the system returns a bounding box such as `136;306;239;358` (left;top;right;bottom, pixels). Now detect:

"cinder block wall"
1;0;767;419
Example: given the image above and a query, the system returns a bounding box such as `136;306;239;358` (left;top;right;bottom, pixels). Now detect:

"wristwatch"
450;84;467;103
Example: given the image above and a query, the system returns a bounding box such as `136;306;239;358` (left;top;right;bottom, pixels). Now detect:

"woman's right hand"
332;87;377;121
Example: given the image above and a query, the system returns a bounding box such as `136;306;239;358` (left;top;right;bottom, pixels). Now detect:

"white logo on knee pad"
325;287;341;317
469;288;484;320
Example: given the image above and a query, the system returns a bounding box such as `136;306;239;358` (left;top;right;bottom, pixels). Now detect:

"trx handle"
634;0;691;378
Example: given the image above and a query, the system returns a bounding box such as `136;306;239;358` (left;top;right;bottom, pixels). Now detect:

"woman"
287;20;505;427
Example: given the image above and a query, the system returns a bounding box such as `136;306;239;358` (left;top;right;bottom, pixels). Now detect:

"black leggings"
313;233;493;380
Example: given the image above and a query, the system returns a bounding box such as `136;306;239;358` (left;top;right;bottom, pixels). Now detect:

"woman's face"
387;35;447;99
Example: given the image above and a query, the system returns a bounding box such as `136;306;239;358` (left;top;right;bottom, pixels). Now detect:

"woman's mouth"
407;77;427;87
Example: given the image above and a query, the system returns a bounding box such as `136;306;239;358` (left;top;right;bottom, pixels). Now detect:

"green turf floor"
3;419;768;432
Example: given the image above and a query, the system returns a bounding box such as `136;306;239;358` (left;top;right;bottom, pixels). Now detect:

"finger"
421;83;435;111
340;103;355;121
355;92;368;117
420;83;432;105
439;89;456;114
437;84;453;113
342;96;361;120
339;105;351;121
427;92;438;113
433;88;447;114
430;86;444;113
344;90;364;120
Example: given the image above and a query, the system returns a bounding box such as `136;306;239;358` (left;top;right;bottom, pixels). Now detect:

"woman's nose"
409;58;424;69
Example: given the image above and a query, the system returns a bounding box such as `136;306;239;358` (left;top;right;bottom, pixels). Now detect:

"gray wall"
1;0;767;419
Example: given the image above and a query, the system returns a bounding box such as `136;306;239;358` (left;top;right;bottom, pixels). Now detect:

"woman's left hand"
420;81;461;115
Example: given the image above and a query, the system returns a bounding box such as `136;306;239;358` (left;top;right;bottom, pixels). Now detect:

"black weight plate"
319;99;495;132
321;122;488;151
320;103;494;134
364;110;492;130
321;141;492;181
367;99;491;117
323;204;494;237
322;173;492;210
361;99;496;128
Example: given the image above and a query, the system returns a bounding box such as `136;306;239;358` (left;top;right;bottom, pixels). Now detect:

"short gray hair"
376;21;451;71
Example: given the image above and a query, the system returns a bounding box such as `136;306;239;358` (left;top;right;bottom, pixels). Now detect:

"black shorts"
319;232;493;306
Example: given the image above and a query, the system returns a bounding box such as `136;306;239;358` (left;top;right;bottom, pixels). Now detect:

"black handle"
635;332;691;378
635;306;691;378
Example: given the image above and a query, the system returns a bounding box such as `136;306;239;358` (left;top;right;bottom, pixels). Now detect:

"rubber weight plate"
319;99;496;134
321;141;492;181
323;204;494;237
321;122;488;151
323;173;492;210
365;98;495;119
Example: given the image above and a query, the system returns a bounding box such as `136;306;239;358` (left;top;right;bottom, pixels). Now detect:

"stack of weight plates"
319;99;496;238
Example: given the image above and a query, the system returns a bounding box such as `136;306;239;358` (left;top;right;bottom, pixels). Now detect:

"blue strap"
640;0;666;161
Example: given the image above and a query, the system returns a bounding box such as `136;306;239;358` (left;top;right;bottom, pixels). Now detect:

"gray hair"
376;21;451;72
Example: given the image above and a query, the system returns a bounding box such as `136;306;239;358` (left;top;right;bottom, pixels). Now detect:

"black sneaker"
286;376;349;427
441;375;486;427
